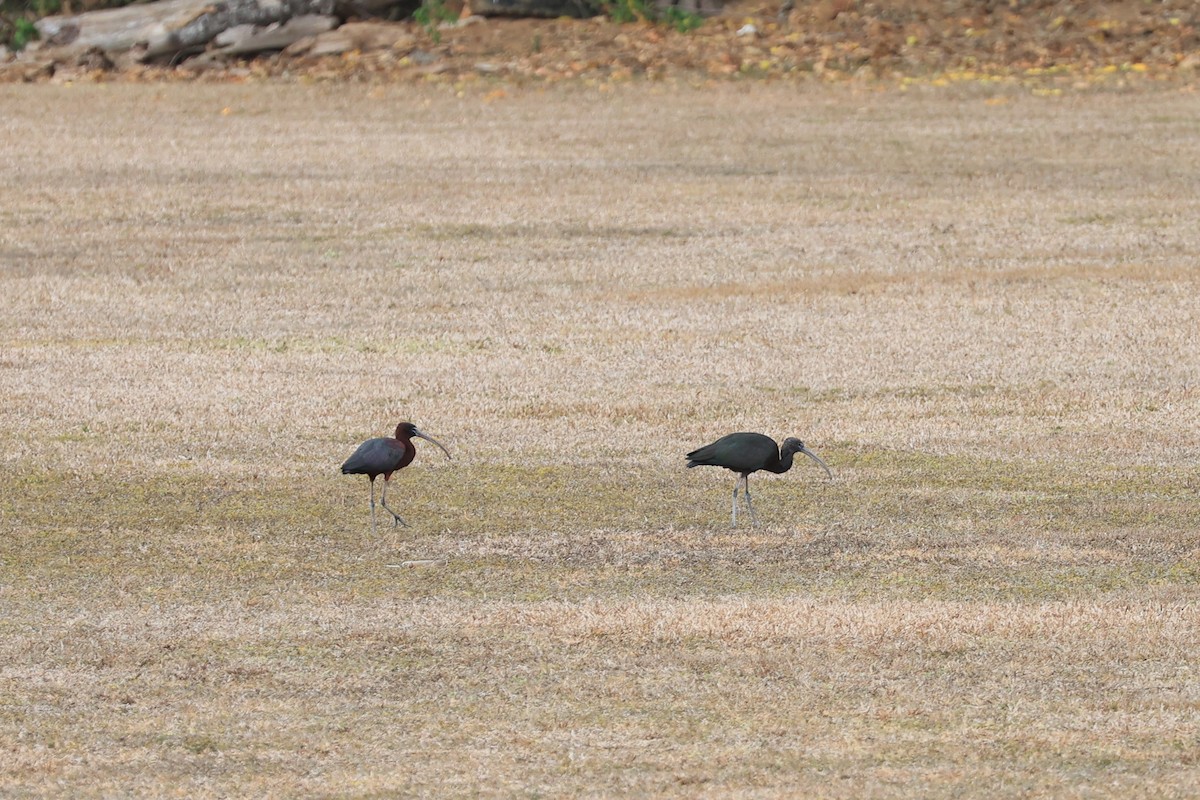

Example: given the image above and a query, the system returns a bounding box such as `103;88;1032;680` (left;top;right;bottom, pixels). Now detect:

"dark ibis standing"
341;422;451;532
686;432;832;527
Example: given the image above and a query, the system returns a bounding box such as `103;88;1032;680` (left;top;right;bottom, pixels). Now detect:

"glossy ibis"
686;432;832;527
341;422;451;532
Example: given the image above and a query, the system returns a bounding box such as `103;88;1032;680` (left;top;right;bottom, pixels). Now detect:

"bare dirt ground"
2;81;1200;797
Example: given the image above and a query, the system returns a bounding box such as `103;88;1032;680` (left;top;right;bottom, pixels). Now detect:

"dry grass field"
2;80;1200;797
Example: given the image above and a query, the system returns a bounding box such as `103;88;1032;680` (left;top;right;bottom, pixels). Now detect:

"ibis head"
396;423;452;461
778;437;833;479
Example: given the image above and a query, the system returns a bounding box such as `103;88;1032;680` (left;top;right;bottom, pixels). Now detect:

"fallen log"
34;0;401;62
283;20;417;57
209;13;338;56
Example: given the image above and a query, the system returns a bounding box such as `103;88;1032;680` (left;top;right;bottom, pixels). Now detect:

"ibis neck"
764;450;793;474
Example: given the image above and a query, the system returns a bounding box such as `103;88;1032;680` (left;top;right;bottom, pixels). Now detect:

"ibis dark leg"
729;472;748;527
369;477;378;534
743;474;758;526
731;475;742;528
379;476;409;528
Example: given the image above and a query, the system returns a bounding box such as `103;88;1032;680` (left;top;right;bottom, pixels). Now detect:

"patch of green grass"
412;0;457;43
600;0;703;31
6;449;1195;606
0;0;61;49
181;734;222;755
661;5;703;32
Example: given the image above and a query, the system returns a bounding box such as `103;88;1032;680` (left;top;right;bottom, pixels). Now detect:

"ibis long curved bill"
800;446;832;480
413;428;452;460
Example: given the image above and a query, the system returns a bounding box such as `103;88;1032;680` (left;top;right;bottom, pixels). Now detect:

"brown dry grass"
2;80;1200;798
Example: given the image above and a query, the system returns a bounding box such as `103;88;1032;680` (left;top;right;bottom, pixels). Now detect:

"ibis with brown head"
341;422;451;531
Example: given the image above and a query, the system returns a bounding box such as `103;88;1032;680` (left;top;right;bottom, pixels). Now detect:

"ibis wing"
686;432;778;472
685;441;719;467
341;437;402;476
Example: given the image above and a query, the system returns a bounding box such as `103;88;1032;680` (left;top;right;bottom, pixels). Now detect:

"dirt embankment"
3;0;1198;83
